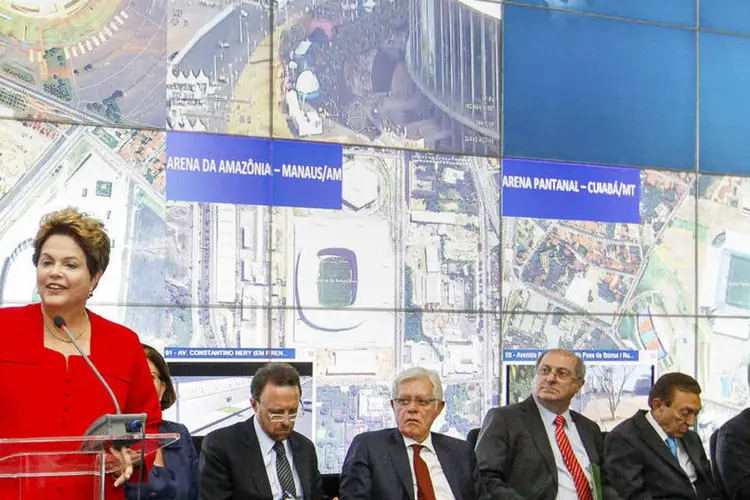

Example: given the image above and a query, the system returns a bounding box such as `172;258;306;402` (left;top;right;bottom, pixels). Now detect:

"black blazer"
199;416;323;500
475;397;618;500
603;410;713;500
339;428;483;500
712;408;750;500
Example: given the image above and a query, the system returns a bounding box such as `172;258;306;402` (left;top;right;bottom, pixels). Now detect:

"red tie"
554;415;593;500
412;444;436;500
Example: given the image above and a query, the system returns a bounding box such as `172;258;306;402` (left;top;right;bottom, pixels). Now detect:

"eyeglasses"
393;398;438;408
257;403;303;422
536;365;575;381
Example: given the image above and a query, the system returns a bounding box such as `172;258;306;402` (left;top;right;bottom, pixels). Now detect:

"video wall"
1;0;750;472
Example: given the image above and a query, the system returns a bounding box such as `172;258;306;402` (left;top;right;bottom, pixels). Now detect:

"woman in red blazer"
0;207;162;499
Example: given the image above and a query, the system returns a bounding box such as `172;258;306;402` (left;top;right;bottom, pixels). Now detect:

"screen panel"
501;164;697;317
503;349;656;432
270;0;500;156
0;1;167;127
167;0;272;137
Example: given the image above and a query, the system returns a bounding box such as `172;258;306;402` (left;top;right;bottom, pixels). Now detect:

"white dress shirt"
253;416;304;499
402;433;456;500
534;398;594;500
645;410;698;488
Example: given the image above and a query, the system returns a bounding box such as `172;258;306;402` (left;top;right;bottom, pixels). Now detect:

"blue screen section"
271;140;343;209
164;347;297;359
502;158;641;224
165;132;343;209
503;349;642;363
510;0;695;27
503;5;696;171
701;0;750;35
699;33;750;175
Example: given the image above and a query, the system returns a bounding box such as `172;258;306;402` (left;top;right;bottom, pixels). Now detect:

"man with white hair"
339;366;484;500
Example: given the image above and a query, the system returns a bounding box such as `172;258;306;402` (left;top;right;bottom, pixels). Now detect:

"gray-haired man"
339;367;484;500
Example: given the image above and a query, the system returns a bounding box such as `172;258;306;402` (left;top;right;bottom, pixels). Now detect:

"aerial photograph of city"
501;170;697;363
0;0;167;126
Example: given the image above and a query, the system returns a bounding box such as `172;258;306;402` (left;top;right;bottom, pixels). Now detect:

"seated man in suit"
199;362;323;500
604;372;713;499
339;366;483;499
712;366;750;500
476;349;617;500
711;366;750;500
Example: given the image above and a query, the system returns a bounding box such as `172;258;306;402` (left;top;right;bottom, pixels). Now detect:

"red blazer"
0;303;163;499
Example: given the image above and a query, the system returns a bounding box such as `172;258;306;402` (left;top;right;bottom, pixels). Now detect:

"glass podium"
0;433;179;499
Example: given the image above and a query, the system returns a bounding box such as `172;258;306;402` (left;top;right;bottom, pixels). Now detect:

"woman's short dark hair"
142;344;177;410
251;362;301;402
33;207;111;279
648;372;701;408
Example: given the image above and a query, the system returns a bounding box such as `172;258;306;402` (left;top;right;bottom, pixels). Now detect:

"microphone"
53;315;146;437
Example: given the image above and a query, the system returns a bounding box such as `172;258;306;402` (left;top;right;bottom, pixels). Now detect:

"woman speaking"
0;207;162;498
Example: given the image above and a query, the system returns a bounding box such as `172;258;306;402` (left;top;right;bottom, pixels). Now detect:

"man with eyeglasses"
603;372;714;499
339;366;484;499
475;349;618;499
199;362;324;500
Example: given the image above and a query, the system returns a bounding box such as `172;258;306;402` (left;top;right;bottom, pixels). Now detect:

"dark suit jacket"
199;416;323;500
712;408;750;500
603;410;713;500
339;428;483;500
475;397;618;500
709;430;729;500
125;420;199;500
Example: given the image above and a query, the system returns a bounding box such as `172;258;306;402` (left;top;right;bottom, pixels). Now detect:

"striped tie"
273;440;297;498
554;415;593;500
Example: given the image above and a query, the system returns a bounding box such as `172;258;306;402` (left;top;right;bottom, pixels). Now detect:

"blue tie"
665;436;678;457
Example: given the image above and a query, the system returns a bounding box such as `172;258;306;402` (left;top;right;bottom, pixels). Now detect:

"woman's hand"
107;447;142;487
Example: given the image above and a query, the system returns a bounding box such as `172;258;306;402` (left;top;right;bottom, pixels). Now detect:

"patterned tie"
665;436;679;457
412;444;436;500
554;415;593;500
273;440;297;498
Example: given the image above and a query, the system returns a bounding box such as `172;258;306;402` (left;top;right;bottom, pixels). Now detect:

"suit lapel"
681;434;707;480
389;429;416;500
571;412;598;464
245;417;274;497
634;411;685;475
289;433;311;499
521;398;557;480
433;434;461;498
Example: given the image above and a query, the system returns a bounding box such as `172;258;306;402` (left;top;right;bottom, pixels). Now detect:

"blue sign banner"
163;347;297;359
501;158;641;224
165;132;343;210
503;349;642;363
272;140;343;209
166;132;273;206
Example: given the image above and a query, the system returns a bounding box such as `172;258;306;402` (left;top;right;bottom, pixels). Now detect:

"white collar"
401;431;436;454
533;396;574;428
253;414;284;457
645;410;670;442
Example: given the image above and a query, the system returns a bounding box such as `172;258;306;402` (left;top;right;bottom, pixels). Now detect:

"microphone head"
53;315;66;328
